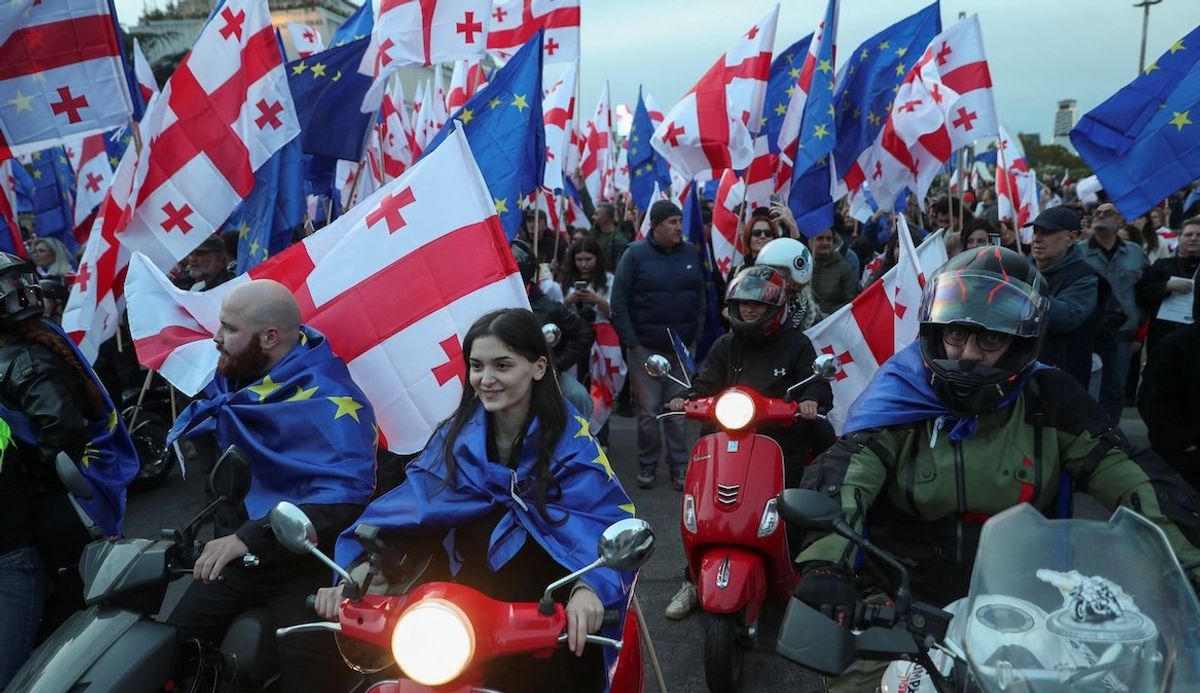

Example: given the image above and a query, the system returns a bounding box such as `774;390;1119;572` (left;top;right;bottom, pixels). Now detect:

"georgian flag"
804;223;947;433
132;39;160;105
487;0;580;63
588;321;626;431
581;84;613;203
287;21;325;58
125;126;529;454
842;15;998;211
72;133;112;229
711;169;745;278
995;126;1033;229
117;0;299;271
541;62;577;191
651;6;777;181
447;58;488;111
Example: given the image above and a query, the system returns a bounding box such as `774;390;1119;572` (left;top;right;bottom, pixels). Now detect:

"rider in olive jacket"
795;247;1200;611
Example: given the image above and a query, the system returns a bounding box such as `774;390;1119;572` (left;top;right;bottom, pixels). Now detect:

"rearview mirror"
776;489;845;531
209;446;251;504
55;452;94;500
270;501;318;554
597;518;655;571
644;354;672;379
812;353;839;381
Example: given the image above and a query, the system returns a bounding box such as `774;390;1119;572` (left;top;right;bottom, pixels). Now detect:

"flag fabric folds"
0;0;134;159
287;21;325;58
287;38;374;162
1070;25;1200;219
73;133;112;233
711;169;745;277
25;147;78;255
487;0;581;63
230;135;304;274
580;83;613;204
331;0;373;46
760;36;814;154
588;320;626;432
682;183;724;362
541;62;576;191
126;125;530;455
422;31;546;240
629;87;672;213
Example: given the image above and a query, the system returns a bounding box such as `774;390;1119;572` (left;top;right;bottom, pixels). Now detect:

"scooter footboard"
695;547;766;620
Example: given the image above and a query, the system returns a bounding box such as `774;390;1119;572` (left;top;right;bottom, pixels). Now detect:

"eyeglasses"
750;227;775;238
942;325;1012;352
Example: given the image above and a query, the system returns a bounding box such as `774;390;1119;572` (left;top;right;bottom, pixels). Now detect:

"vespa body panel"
696;547;767;623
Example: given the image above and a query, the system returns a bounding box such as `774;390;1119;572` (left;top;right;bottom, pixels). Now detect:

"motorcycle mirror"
55;452;94;500
811;353;839;381
776;489;845;531
209;445;251;504
542;323;562;347
270;501;319;554
644;354;672;379
597;518;656;571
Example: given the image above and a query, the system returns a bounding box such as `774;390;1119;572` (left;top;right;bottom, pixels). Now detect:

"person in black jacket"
1135;218;1200;358
0;254;111;688
1138;279;1200;489
662;266;833;620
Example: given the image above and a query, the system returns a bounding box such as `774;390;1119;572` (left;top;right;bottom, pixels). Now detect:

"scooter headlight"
714;390;756;430
391;599;475;686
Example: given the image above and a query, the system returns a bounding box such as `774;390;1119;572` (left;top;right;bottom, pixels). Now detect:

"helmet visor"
919;270;1047;338
726;269;786;306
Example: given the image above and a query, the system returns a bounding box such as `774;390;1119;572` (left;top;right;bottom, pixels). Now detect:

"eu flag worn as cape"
0;321;137;536
421;31;546;240
168;326;376;520
334;400;635;616
1071;25;1200;219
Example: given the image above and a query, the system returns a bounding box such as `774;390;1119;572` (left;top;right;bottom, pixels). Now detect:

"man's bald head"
215;280;302;380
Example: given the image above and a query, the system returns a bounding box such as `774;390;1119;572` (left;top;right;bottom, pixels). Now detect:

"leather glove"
794;561;859;625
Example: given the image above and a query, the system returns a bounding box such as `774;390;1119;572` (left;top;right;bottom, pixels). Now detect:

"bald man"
166;279;376;691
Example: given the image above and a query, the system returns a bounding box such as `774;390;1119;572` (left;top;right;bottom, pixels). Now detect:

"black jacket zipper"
953;439;967;563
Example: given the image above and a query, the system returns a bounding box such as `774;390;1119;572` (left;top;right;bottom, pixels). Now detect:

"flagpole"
129;118;143;157
957;147;966;234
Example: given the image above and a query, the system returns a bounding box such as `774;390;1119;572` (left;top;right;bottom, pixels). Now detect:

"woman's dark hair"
961;218;996;249
560;237;610;292
1133;220;1160;252
869;225;922;286
440;308;568;521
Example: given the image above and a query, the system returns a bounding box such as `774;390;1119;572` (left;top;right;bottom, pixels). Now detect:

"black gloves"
794;561;859;624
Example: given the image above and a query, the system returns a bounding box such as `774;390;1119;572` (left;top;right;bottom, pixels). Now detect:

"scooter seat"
221;607;280;688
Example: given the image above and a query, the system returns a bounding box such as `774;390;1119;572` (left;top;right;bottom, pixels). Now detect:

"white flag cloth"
487;0;580;63
542;62;577;191
711;169;745;277
126;126;529;454
287;21;326;58
72;133;112;229
581;84;613;203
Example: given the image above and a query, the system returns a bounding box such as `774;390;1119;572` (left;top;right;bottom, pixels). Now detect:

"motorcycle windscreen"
955;504;1200;691
775;595;858;675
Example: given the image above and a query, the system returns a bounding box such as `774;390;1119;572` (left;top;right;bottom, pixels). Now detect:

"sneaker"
664;581;698;620
636;468;656;489
670;468;687;491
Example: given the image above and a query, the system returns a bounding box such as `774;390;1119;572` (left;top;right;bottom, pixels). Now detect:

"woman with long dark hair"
319;308;634;691
561;237;613;323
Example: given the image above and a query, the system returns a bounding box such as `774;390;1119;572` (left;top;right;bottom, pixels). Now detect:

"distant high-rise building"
1053;99;1077;152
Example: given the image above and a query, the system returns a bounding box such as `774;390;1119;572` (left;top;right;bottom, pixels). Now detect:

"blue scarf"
168;326;376;519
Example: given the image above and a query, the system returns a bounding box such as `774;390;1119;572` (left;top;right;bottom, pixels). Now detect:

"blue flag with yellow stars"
1072;25;1200;219
227;135;304;273
0;321;137;536
287;38;374;163
761;36;814;154
334;399;635;615
331;0;373;47
422;31;546;240
787;0;840;236
683;182;725;362
168;326;377;519
629;87;672;212
831;3;942;188
25;147;78;256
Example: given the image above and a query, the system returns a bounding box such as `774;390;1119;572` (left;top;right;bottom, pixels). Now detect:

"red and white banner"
804;224;947;432
380;85;415;180
132;39;160;105
125;126;529;454
0;160;19;244
612;141;630;196
581;84;613;203
711;169;745;277
843;15;997;212
542;62;577;191
72;133;112;229
361;0;490;110
0;0;134;159
447;58;488;111
995;126;1035;229
118;0;299;271
487;0;580;63
651;6;776;181
287;21;325;58
743;135;779;210
588;321;626;431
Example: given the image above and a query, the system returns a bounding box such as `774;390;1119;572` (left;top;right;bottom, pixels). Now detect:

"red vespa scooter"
647;352;838;692
268;502;659;693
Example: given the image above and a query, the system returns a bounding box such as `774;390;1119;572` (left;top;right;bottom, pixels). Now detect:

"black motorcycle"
122;372;177;492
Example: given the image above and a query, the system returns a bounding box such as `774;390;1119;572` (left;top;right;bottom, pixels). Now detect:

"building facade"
1053;99;1077;153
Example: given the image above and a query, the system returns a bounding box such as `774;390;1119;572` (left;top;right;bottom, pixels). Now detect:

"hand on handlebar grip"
795;562;860;625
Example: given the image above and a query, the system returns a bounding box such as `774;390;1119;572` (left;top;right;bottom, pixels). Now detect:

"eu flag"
761;36;814;154
628;87;672;213
227;135;304;274
1071;25;1200;219
831;3;942;185
25;147;78;256
286;38;374;163
787;0;840;236
423;31;546;240
683;183;725;361
332;0;373;47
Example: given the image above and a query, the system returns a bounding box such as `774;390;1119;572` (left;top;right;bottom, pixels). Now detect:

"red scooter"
647;353;837;692
268;502;659;692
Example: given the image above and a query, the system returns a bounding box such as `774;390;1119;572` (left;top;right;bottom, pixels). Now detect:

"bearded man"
165;280;376;692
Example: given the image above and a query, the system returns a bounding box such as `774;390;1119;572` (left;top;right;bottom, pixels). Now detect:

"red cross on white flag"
381;83;416;180
360;0;492;112
581;83;613;203
72;132;112;230
117;0;299;271
651;5;777;181
542;62;577;191
286;21;326;58
842;15;998;211
132;38;160;105
711;169;746;277
487;0;580;64
0;0;134;159
125;125;529;454
804;227;947;432
446;58;489;112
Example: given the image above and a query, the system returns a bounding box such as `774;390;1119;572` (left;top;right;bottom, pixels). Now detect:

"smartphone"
574;280;588;292
988;233;1001;247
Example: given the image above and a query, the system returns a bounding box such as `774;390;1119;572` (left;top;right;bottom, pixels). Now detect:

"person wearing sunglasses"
790;246;1200;692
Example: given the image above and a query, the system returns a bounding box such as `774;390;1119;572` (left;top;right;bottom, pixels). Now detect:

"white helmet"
755;237;813;286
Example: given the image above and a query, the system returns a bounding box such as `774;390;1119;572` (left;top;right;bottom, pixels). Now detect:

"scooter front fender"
695;547;766;621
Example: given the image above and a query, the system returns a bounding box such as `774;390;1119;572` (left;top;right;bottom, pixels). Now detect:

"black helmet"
726;265;789;342
918;246;1049;417
510;238;536;285
38;278;69;303
0;252;44;325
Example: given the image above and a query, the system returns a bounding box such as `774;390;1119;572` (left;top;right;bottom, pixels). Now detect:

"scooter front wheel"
703;612;743;693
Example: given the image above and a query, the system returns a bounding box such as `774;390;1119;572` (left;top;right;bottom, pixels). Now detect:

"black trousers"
167;560;352;692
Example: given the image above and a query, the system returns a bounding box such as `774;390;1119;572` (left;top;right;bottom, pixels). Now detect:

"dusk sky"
114;0;1200;142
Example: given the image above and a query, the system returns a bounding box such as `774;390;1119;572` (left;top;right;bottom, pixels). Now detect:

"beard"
217;337;272;383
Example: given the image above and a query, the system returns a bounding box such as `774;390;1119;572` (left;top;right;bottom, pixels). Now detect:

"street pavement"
123;407;1150;692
